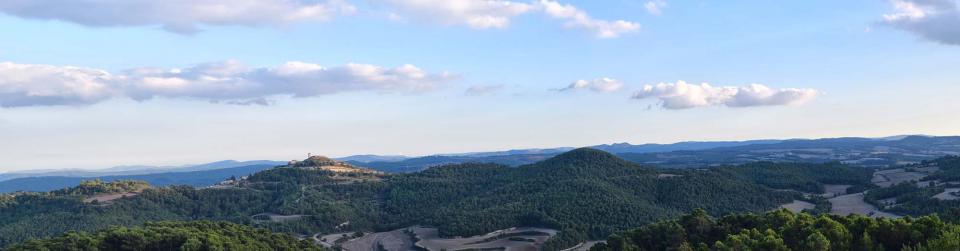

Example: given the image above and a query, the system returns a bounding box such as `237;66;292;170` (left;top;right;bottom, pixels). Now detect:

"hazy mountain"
619;135;960;168
335;154;409;163
0;164;277;193
351;135;960;172
0;160;285;182
589;140;783;153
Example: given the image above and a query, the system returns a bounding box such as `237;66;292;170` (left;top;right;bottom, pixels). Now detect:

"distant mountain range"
4;135;958;191
344;135;960;172
0;160;285;182
0;164;278;193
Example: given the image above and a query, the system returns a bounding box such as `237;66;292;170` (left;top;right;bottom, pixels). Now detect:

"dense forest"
717;162;874;193
3;221;321;251
0;148;883;249
593;209;960;251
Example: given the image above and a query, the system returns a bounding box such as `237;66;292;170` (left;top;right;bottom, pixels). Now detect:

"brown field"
341;229;414;251
872;168;929;187
412;227;558;251
337;226;559;251
778;200;815;213
822;185;851;198
933;188;960;201
829;193;899;218
83;192;137;203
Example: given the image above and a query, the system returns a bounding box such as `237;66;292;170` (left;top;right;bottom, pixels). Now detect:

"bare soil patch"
933;188;960;201
829;193;899;218
778;200;815;213
83;192;137;204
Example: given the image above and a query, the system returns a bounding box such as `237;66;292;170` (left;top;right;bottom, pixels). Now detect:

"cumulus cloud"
0;0;356;33
382;0;536;29
0;62;117;107
0;61;456;107
883;0;960;45
558;78;624;92
382;0;639;38
464;85;505;96
631;81;819;109
536;0;640;38
644;0;667;15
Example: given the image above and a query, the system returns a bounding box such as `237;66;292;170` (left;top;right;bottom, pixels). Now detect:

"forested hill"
594;209;959;251
0;148;869;249
4;221;321;251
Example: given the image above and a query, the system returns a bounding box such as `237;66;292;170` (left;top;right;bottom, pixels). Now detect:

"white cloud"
883;0;960;45
0;0;356;33
631;81;819;109
644;0;667;15
0;60;456;107
558;78;624;92
537;0;640;38
0;62;117;107
381;0;536;29
382;0;640;38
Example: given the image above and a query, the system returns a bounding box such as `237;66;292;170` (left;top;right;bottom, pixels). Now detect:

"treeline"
53;180;149;196
717;162;874;193
594;209;960;251
4;221;321;251
921;155;960;182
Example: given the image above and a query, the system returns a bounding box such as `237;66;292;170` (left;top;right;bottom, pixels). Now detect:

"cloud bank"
0;0;638;38
558;78;624;92
631;81;819;109
0;0;355;33
0;61;456;107
383;0;640;38
883;0;960;45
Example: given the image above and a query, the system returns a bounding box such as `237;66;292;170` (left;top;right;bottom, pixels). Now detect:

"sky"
0;0;959;171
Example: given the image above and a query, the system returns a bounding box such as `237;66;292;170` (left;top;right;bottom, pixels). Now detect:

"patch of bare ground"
933;188;960;200
341;229;414;251
83;192;138;204
562;241;605;251
822;185;852;198
829;193;899;218
872;168;928;188
412;227;558;251
778;200;815;213
315;232;357;248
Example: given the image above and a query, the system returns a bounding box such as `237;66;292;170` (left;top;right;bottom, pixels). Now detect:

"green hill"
594;209;958;251
1;148;867;249
4;221;321;251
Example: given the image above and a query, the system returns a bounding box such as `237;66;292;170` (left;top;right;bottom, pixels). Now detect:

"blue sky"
0;0;958;171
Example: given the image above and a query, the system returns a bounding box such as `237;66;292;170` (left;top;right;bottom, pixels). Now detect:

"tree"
802;232;830;251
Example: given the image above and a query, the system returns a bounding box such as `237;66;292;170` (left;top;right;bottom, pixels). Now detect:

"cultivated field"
341;229;413;251
334;226;558;251
933;188;960;201
872;168;930;187
778;200;814;213
829;193;899;218
412;227;558;251
822;185;851;198
83;192;137;203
